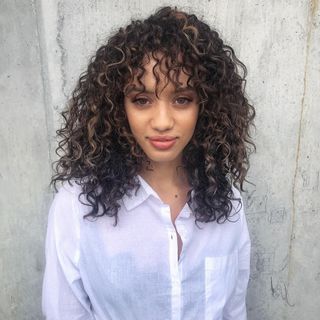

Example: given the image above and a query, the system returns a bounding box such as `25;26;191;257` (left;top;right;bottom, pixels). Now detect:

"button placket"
167;228;181;320
176;220;186;247
161;203;183;319
161;205;172;223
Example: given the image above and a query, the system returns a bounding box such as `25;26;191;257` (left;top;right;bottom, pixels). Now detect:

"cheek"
185;120;199;142
182;111;199;133
125;107;137;129
125;110;145;137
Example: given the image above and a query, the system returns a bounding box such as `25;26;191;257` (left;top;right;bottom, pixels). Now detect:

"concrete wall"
0;0;319;319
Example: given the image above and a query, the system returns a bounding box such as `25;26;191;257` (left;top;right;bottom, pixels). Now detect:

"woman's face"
124;56;199;165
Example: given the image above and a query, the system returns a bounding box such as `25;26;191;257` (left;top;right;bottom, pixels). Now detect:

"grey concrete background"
0;0;319;319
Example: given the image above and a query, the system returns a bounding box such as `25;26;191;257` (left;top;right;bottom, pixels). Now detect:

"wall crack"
287;0;318;287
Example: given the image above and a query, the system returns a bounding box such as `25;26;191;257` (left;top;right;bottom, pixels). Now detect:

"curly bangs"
52;6;256;226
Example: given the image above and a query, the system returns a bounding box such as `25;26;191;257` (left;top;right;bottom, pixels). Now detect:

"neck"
139;158;189;191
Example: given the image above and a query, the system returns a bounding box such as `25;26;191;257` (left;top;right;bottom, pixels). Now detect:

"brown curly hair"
52;6;256;226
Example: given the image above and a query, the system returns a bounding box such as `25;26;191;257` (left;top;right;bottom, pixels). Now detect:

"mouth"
148;136;177;141
148;136;177;150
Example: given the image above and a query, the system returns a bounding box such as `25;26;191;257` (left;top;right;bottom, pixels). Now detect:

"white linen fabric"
42;175;251;320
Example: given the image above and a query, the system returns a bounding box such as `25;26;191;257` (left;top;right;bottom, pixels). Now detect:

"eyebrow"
128;87;196;95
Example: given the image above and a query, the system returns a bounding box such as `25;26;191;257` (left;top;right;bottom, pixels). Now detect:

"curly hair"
52;6;256;226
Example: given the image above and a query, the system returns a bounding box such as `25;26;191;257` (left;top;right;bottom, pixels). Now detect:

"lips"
148;136;177;142
148;136;177;150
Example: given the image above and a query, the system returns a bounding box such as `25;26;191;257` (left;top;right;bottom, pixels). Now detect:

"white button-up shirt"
42;175;251;320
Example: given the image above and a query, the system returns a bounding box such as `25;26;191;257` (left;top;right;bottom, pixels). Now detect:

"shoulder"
231;185;244;209
49;182;84;227
45;182;84;266
230;184;242;200
229;184;246;222
54;181;82;201
52;181;86;208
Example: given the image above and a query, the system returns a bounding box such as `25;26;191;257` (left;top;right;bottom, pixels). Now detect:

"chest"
80;215;240;319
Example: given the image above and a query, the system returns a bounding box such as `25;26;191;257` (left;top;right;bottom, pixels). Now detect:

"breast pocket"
204;251;239;320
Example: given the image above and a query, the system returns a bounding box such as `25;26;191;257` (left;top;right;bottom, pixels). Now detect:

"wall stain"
56;0;68;98
30;0;55;168
311;0;319;17
287;0;318;286
271;277;295;307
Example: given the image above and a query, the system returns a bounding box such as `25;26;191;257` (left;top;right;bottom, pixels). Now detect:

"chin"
143;151;181;164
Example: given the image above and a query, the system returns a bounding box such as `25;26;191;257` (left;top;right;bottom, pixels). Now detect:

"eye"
174;97;193;105
132;97;150;106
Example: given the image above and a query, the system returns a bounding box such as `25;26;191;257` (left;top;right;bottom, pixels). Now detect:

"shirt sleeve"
223;188;251;320
42;186;95;320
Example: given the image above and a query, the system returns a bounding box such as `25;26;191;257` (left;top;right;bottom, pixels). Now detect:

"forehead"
125;53;193;94
143;54;189;81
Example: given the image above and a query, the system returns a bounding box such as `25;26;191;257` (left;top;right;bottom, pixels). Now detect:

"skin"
124;55;199;200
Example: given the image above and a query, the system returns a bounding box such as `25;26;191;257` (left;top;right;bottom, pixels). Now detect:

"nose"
150;102;174;132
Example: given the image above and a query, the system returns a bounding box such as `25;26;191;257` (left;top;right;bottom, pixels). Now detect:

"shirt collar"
122;175;194;218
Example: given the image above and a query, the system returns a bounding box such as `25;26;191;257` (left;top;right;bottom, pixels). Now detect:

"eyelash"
132;98;150;106
175;97;192;105
131;97;193;106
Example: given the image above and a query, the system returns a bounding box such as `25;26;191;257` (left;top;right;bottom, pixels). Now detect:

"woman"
42;6;255;320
